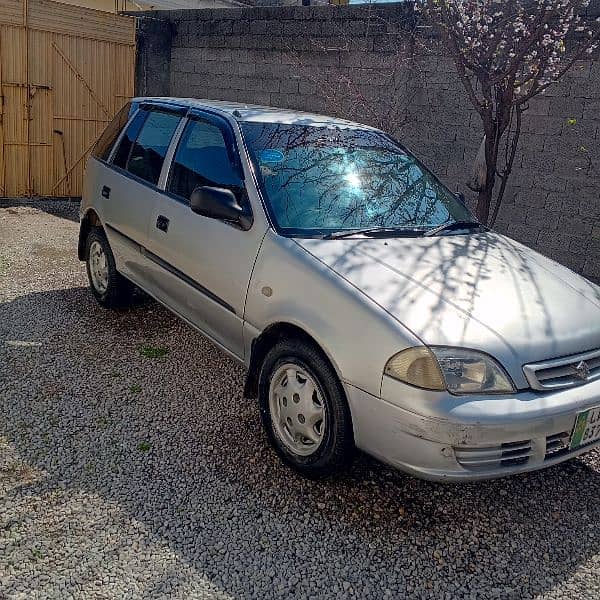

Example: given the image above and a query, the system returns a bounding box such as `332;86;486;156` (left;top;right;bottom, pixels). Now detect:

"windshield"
240;122;475;237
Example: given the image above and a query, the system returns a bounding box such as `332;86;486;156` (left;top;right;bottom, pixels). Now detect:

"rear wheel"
258;339;354;478
85;228;134;309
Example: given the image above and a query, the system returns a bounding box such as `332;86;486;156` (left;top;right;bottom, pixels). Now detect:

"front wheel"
85;228;134;309
258;339;354;478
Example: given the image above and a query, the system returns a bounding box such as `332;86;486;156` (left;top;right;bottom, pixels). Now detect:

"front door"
145;114;267;360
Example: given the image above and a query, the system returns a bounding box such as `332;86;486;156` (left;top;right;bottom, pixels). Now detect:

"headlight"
384;347;445;391
384;346;515;395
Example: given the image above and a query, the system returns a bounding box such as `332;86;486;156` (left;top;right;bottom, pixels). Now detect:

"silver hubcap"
269;363;326;457
89;240;109;294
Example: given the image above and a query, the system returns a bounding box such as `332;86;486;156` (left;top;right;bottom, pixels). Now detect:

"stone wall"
135;3;600;282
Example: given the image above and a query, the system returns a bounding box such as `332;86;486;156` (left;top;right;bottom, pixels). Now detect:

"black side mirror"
190;186;252;230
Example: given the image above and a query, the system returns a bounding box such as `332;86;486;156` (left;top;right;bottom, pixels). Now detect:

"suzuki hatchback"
79;97;600;480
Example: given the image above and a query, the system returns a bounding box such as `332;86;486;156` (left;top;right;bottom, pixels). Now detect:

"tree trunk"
489;107;524;227
476;187;493;223
475;131;500;224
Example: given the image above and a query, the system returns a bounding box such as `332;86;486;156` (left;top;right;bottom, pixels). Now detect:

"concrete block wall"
136;3;600;282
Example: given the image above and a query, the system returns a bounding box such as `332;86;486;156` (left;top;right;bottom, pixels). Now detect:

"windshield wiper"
323;227;426;240
424;220;485;237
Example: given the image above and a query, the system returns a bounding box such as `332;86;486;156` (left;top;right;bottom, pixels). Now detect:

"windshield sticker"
259;149;285;164
260;165;277;177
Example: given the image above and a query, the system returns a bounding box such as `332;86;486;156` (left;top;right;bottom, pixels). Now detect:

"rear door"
144;112;267;359
94;104;184;288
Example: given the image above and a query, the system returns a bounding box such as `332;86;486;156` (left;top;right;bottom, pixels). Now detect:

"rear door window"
126;110;182;185
167;118;243;202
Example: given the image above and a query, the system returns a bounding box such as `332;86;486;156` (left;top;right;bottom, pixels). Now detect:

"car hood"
296;232;600;388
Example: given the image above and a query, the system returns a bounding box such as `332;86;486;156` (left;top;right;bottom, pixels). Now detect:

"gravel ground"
1;199;600;600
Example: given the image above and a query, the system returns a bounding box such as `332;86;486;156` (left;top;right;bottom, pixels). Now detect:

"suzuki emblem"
574;360;591;381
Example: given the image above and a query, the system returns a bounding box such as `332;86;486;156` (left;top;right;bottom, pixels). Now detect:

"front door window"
167;119;243;202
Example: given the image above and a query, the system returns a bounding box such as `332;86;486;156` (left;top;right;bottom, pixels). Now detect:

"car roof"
134;97;377;130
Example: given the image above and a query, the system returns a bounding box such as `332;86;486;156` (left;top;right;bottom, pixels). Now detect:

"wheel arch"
243;321;345;400
78;208;102;261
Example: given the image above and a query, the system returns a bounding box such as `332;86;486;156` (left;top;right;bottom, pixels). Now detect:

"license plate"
570;406;600;450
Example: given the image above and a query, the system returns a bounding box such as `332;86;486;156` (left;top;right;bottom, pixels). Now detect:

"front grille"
455;440;532;470
545;432;570;460
523;348;600;391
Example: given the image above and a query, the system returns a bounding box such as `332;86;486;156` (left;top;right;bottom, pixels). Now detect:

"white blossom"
423;0;599;103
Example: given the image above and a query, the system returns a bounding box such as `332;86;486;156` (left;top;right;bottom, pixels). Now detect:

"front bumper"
345;377;600;482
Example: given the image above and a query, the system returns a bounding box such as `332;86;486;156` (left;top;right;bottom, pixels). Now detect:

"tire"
258;338;354;478
85;227;134;309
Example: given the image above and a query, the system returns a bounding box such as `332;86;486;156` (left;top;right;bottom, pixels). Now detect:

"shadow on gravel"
2;286;600;598
0;197;80;222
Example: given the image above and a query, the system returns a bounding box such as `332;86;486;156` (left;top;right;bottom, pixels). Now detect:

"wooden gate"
0;0;135;197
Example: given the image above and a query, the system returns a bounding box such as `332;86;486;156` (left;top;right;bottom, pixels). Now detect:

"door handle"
101;185;110;199
156;215;170;232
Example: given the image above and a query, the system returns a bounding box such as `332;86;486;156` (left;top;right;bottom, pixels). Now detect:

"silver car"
79;97;600;481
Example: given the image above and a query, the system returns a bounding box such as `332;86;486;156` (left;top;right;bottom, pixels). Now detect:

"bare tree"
289;5;426;135
424;0;600;225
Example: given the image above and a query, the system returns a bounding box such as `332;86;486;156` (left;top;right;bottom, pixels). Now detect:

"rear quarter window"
92;102;136;162
112;109;147;171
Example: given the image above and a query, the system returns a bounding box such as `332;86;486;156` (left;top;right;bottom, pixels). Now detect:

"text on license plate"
570;406;600;450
